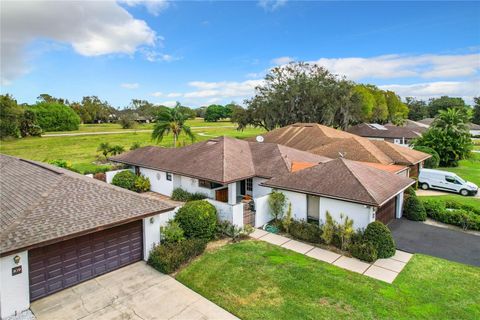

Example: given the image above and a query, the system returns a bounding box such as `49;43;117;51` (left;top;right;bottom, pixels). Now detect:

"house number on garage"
12;265;22;276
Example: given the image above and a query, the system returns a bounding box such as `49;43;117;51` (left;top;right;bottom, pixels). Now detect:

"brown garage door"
29;220;143;301
376;197;396;225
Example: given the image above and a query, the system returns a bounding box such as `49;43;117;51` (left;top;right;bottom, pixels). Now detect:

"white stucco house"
0;155;174;319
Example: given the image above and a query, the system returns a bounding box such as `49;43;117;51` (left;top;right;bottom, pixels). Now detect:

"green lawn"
0;126;265;173
177;241;480;320
437;153;480;186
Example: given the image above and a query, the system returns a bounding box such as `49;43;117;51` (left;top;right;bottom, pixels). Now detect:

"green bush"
403;195;427;221
363;221;396;258
350;241;378;262
427;207;480;231
445;200;480;215
49;159;80;173
171;188;207;202
147;238;207;274
289;220;323;243
111;170;136;190
160;220;185;244
404;186;417;198
175;200;217;240
30;102;80;131
413;146;440;168
134;175;151;193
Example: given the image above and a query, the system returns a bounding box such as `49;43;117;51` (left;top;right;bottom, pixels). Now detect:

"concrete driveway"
389;218;480;267
31;262;237;320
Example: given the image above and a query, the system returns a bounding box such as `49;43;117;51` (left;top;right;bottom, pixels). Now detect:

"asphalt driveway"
31;262;237;320
389;218;480;267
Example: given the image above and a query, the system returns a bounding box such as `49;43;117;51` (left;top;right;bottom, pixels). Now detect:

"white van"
418;169;478;196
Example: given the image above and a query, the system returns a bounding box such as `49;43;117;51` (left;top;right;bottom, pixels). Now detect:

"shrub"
427;207;480;231
321;211;335;245
30;102;80;131
403;195;427;221
171;188;207;202
337;214;354;251
160;220;185;244
134;175;151;192
288;220;322;243
350;241;378;262
130;142;141;150
111;170;136;190
118;115;137;129
93;172;106;182
175;200;217;240
363;221;396;258
422;199;446;217
404;186;417;198
268;191;286;221
216;220;254;242
147;238;207;274
109;144;125;156
49;159;80;173
20;110;42;137
413;146;440;168
282;203;293;233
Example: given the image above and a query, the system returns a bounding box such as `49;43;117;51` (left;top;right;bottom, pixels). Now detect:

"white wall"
106;169;131;184
283;190;307;221
395;193;404;219
252;178;271;198
176;176;214;198
319;197;374;230
142;209;178;261
139;168;174;196
254;195;272;227
0;251;30;319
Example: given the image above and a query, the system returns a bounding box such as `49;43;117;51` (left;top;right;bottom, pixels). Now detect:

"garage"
28;221;143;301
376;197;396;225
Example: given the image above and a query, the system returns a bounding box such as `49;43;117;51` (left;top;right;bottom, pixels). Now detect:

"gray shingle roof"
0;154;174;255
346;123;425;139
110;136;331;184
262;158;414;206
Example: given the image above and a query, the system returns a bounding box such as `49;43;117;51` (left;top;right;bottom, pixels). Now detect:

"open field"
177;240;480;320
0;125;265;173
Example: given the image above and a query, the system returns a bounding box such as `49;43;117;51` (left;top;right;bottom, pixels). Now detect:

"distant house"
110;136;414;231
418;118;480;137
246;123;430;179
346;123;425;146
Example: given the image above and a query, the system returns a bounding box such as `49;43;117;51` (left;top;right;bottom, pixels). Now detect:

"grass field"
0;125;265;173
177;241;480;320
437;153;480;186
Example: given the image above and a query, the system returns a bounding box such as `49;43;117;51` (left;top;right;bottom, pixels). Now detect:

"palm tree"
433;108;470;133
152;103;195;147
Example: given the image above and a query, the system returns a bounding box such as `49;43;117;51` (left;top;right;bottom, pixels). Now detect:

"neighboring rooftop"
418;118;480;130
262;158;414;206
346;123;425;139
371;140;431;165
248;123;430;165
110;136;331;184
0;154;174;255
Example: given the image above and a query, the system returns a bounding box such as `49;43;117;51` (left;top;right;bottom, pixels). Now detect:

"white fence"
254;195;273;228
206;199;244;228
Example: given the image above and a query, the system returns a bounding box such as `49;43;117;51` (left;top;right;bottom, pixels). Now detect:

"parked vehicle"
419;169;478;196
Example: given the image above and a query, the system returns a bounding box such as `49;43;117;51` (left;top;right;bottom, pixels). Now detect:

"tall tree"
405;97;429;121
152;102;195;147
71;96;115;123
0;94;23;138
370;89;389;123
204;104;226;122
384;90;409;121
472;97;480;125
428;96;468;118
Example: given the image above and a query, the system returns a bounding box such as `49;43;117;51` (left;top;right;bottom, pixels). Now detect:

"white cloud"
141;49;181;62
312;53;479;80
258;0;287;11
151;91;163;97
271;56;294;65
158;100;178;107
120;0;169;16
166;92;182;98
379;80;480;103
1;0;157;85
121;83;139;89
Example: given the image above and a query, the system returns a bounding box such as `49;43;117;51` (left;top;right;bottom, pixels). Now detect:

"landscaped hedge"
288;220;323;243
111;170;151;193
350;241;377;262
403;195;427;221
171;188;207;202
30;102;80;131
175;200;217;240
363;221;396;258
421;198;480;231
148;239;207;274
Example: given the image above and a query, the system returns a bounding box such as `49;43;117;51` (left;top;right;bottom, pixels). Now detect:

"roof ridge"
352;136;394;164
340;159;378;204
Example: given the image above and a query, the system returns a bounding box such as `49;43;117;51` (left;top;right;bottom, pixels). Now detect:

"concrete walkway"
251;229;412;283
42;126;235;137
31;262;237;320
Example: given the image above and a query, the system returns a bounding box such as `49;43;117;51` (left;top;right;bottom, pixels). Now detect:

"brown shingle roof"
248;123;430;165
371;141;431;165
110;136;331;184
0;154;174;255
346;123;425;139
262;158;414;206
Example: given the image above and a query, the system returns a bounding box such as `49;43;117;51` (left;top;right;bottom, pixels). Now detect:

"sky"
1;0;479;108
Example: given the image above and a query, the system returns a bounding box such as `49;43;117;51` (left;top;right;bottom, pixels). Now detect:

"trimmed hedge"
175;200;217;240
363;221;396;259
112;170;136;190
288;220;323;243
171;188;207;202
422;198;480;231
403;195;427;221
147;238;207;274
350;241;377;262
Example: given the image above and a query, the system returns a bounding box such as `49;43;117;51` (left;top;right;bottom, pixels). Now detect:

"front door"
215;188;228;203
307;195;320;220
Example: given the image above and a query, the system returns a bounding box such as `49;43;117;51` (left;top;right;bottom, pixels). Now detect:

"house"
247;123;430;179
0;154;174;318
418;118;480;137
109;136;414;231
346;123;425;146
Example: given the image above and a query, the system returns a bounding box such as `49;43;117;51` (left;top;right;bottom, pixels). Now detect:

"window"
445;176;456;183
166;172;172;181
198;179;223;189
246;178;253;192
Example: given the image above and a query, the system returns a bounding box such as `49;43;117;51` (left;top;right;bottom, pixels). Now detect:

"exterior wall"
142;209;178;261
139;168;174;196
396;169;409;177
254;195;272;227
319;197;374;230
0;251;30;319
282;190;307;221
175;175;215;198
252;178;271;198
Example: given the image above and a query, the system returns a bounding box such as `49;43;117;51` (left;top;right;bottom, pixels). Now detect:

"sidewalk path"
42;126;235;137
250;229;412;283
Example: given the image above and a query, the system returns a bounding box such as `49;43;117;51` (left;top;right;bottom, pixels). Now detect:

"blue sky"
1;0;479;108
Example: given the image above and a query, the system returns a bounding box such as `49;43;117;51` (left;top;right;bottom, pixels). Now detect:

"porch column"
228;182;237;205
396;192;404;219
